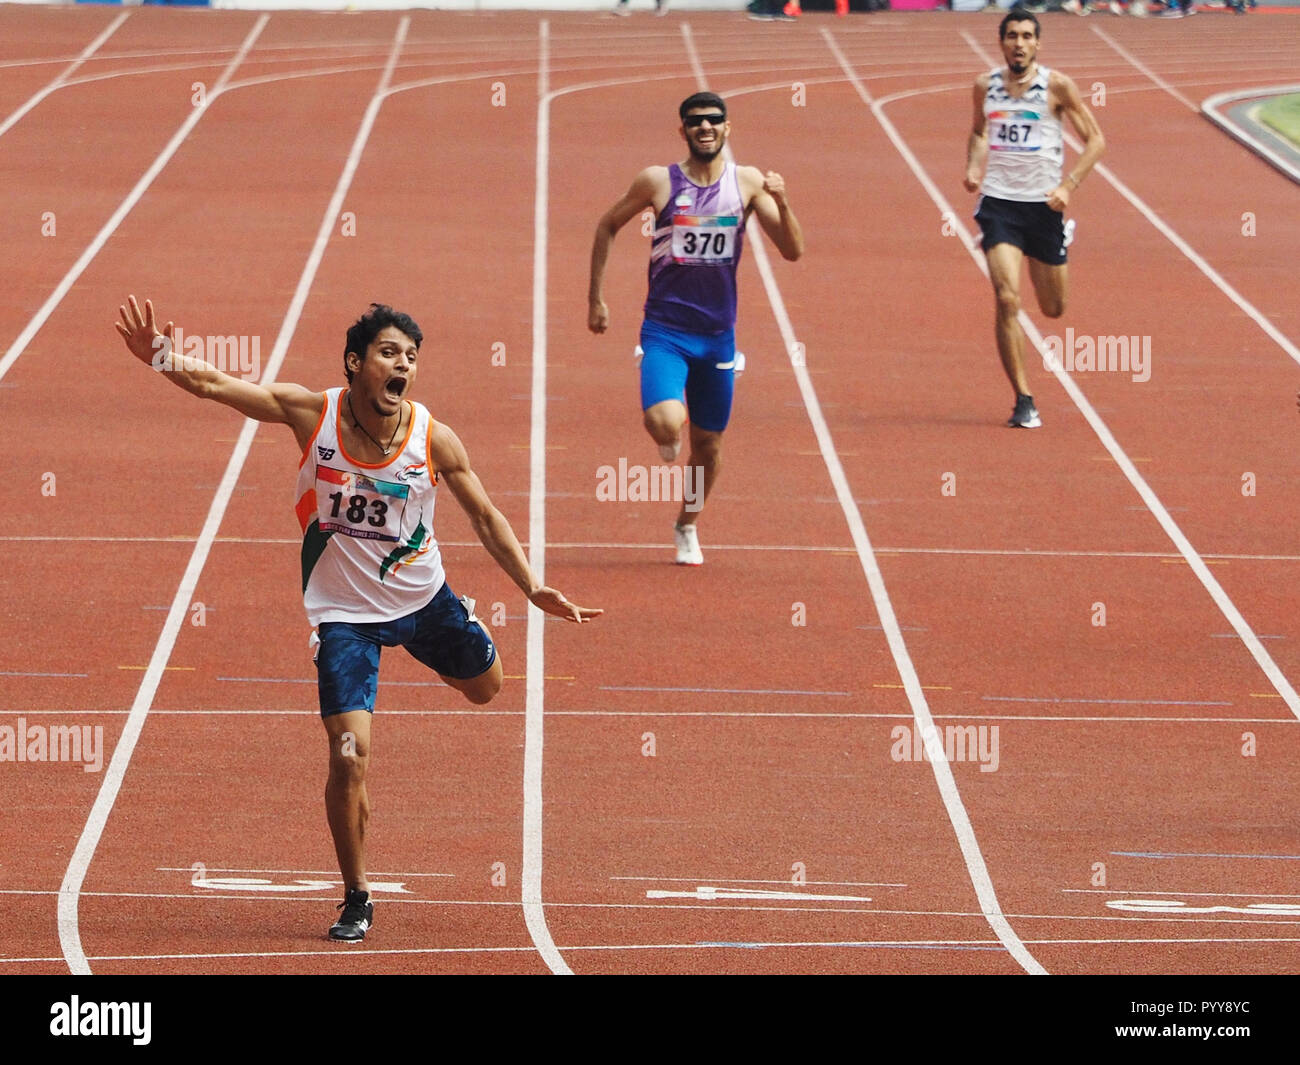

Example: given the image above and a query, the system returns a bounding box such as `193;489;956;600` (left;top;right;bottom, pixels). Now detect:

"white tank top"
295;387;445;625
981;66;1064;202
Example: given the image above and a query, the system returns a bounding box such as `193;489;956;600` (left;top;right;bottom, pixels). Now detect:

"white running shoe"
674;522;703;565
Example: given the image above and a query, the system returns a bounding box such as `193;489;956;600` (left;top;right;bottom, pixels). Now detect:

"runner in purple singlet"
588;92;804;565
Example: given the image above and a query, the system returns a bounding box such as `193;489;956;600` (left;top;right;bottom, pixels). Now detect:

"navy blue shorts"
315;581;497;717
975;194;1069;266
639;318;737;433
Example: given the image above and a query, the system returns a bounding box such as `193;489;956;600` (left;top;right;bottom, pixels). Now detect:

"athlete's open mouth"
384;376;407;399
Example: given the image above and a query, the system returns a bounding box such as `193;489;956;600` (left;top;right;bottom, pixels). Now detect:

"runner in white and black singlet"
963;9;1106;429
117;296;601;943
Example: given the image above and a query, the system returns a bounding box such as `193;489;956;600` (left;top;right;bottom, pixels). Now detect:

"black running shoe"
1007;394;1042;428
329;888;373;941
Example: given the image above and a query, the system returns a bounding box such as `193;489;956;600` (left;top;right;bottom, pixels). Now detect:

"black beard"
1009;59;1030;75
689;140;723;163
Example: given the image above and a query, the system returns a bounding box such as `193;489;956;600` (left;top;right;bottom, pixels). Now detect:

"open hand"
529;586;603;623
116;295;174;369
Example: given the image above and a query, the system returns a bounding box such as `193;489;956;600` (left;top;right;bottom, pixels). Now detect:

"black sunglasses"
683;113;726;128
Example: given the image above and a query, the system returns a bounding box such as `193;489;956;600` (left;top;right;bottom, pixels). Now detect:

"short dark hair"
999;8;1041;38
343;303;423;383
679;91;726;121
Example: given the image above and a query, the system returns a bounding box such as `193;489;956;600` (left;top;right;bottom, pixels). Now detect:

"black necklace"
347;392;401;457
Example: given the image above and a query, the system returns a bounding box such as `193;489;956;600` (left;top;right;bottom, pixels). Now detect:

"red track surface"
2;6;1299;984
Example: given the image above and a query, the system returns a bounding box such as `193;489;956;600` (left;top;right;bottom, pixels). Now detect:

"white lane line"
947;34;1300;719
155;866;452;877
823;36;1300;723
612;876;906;886
960;31;1300;372
0;10;130;140
56;16;411;977
0;17;268;387
8;532;1300;563
6;934;1299;967
1066;888;1300;899
14;709;1297;724
524;17;571;979
647;886;874;903
1088;25;1198;112
682;21;1044;976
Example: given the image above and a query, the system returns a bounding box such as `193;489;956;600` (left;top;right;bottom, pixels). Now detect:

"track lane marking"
684;22;1045;975
961;29;1300;372
525;17;571;977
0;10;129;140
56;15;409;976
826;32;1300;724
0;16;269;387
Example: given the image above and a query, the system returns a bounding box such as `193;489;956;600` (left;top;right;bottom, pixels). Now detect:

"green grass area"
1257;93;1300;149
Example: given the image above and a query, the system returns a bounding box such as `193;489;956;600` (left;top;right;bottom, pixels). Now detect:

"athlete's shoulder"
425;417;466;472
1046;68;1078;95
976;68;995;88
634;164;672;189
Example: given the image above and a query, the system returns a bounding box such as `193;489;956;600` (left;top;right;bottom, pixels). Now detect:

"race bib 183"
988;110;1043;153
316;466;409;541
671;214;740;265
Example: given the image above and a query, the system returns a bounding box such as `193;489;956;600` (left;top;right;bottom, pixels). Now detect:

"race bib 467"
989;110;1043;153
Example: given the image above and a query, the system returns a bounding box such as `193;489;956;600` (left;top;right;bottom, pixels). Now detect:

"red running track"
1;7;1298;983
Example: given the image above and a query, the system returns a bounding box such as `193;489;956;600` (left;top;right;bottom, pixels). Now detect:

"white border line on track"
949;32;1300;718
681;21;1046;977
959;30;1300;372
0;10;129;140
822;32;1300;725
1088;25;1199;112
523;17;571;978
0;17;268;387
1201;83;1300;186
56;15;410;976
8;934;1300;968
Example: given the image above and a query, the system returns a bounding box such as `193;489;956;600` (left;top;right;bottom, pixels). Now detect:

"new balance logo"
317;447;336;461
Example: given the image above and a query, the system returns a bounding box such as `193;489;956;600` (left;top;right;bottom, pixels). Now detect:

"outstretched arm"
588;167;666;334
430;421;602;624
743;167;803;261
116;295;324;450
964;76;990;193
1047;73;1105;212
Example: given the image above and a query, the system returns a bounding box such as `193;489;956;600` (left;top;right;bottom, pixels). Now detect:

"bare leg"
675;423;722;527
1027;257;1068;319
323;709;372;893
440;653;503;705
985;242;1032;398
643;399;687;457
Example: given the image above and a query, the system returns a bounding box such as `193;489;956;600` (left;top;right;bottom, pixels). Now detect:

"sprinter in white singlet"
964;9;1105;429
117;296;601;944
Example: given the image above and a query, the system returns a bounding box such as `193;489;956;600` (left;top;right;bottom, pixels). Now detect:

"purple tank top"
644;162;746;335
